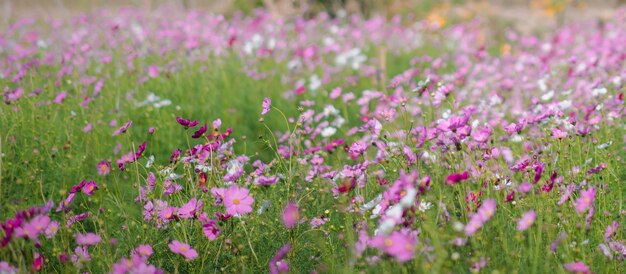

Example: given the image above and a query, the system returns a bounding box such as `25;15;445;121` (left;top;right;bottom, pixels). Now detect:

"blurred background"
2;0;624;33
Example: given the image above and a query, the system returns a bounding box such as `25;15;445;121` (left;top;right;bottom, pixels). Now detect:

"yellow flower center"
384;239;393;247
180;246;188;252
101;165;108;171
233;198;240;205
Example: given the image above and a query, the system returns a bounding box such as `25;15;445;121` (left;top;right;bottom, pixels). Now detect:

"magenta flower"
33;252;43;271
192;124;208;138
370;231;417;262
445;171;469;186
223;185;254;216
97;161;110;176
575;187;596;213
261;98;271;115
202;219;220;241
472;125;492;143
53;91;67;104
517;210;537;231
112;121;133;136
175;117;199;128
75;232;101;246
81;181;98;195
282;202;299;228
563;261;590;273
148;65;159;78
168;240;198;261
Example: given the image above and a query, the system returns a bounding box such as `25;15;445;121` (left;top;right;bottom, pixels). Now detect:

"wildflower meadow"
0;1;625;273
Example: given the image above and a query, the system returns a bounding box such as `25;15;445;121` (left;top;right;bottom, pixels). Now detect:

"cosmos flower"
75;233;101;246
517;210;536;231
112;121;133;136
175;117;199;128
81;181;98;195
223;185;254;216
261;98;271;115
563;262;590;273
134;244;154;258
168;240;198;261
97;161;110;176
202;219;220;241
269;244;291;274
282;202;299;228
575;187;596;213
445;171;469;186
192;124;208;138
370;230;417;262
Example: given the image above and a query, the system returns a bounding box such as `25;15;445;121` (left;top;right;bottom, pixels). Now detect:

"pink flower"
45;221;59;239
261;98;271;115
575;187;596;213
445;171;469;185
518;182;532;193
202;220;220;241
168;240;198;261
269;244;291;274
282;202;299;228
134;244;153;258
465;199;497;236
175;117;199;128
148;65;159;78
112;121;133;136
517;210;536;231
178;198;202;219
472;125;492;143
563;261;590;273
370;231;417;262
75;232;101;246
551;128;568;139
97;161;110;176
223;185;254;216
81;181;98;195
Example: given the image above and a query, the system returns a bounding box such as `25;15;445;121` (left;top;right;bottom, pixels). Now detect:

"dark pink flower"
192;124;208;138
81;181;97;195
445;171;469;186
202;219;220;241
176;117;199;128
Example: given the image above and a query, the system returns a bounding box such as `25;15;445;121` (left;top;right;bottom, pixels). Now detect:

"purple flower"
254;175;279;186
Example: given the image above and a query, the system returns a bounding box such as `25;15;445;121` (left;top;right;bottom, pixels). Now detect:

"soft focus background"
2;0;623;33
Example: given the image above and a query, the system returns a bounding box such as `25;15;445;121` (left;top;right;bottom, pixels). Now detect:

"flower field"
0;3;625;273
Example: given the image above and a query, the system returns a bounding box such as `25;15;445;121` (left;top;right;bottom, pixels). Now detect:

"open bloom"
370;230;417;262
168;240;198;261
575;187;596;213
202;219;220;241
112;121;133;136
282;202;299;228
517;210;536;231
223;185;254;216
97;161;110;175
81;181;98;195
445;171;469;185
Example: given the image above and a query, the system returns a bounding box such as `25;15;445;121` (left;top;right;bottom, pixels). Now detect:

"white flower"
321;127;337;138
145;155;155;168
541;90;554;101
418;201;433;212
591;87;607;97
